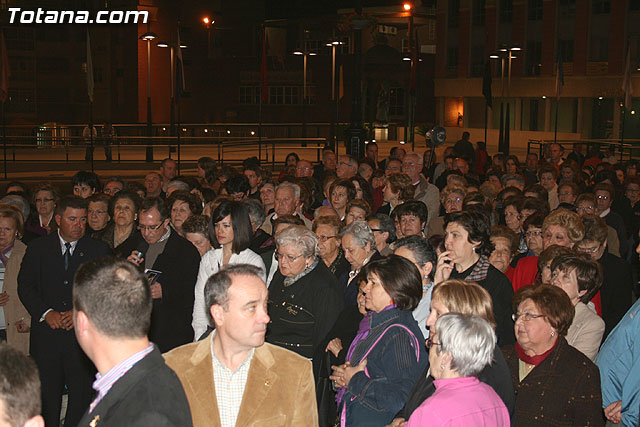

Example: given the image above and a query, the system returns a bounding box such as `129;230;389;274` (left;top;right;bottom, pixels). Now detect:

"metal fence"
527;139;640;162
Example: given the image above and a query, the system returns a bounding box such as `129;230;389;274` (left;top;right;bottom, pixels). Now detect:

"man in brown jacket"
164;264;318;427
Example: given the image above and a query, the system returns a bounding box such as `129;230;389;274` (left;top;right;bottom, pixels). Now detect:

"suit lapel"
181;336;221;426
235;345;279;427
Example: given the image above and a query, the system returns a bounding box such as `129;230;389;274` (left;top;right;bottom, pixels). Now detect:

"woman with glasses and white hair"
267;225;343;359
406;313;510;427
339;221;380;307
191;200;265;340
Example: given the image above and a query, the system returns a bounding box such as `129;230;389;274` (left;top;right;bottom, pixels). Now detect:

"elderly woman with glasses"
313;216;350;280
550;253;604;361
267;225;343;359
331;256;427;427
191;200;265;340
502;285;603;426
427;185;466;237
406;313;510;427
25;183;58;237
339;221;380;307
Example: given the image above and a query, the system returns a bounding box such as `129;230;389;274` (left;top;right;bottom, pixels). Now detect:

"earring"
550;331;555;337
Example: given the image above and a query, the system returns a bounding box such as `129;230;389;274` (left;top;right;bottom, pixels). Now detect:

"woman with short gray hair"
407;313;510;426
243;198;270;253
266;225;343;359
339;220;378;306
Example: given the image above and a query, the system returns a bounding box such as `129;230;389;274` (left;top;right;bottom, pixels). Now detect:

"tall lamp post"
293;37;317;140
140;29;157;162
157;38;188;138
326;38;344;150
491;45;520;154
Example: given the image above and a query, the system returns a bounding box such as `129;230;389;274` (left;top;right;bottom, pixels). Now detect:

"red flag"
0;31;10;103
260;28;268;103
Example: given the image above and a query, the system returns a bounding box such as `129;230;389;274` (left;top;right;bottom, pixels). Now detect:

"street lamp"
293;37;317;140
326;39;344;148
157;39;188;137
202;17;214;58
140;29;157;162
491;45;520;154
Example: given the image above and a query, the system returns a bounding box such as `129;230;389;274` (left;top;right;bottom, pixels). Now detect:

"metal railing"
527;139;640;162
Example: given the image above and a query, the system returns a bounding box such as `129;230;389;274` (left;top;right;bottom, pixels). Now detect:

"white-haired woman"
407;313;510;427
266;225;344;359
339;221;379;307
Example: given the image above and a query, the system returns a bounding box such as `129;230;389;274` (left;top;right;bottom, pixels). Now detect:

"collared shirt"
89;344;155;413
0;246;12;329
58;231;78;256
599;208;610;218
39;213;53;229
210;333;254;427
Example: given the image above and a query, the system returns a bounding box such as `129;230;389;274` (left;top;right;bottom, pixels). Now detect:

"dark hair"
519;196;550;218
73;257;152;338
444;210;494;256
205;264;265;323
210;200;252;254
351;175;374;207
31;183;59;205
513;284;575;336
225;175;251;196
55;195;88;216
273;214;305;233
550;253;603;303
497;186;523;202
167;190;203;216
502;195;523;211
140;197;169;221
522;211;545;231
109;191;142;218
0;343;41;427
538;164;558;180
87;193;111;209
5;181;28;194
103;176;126;191
369;213;396;244
285;152;300;164
593;182;615;199
126;181;146;198
362;255;422;310
198;157;217;173
523;184;549;202
330;179;357;201
395;200;428;224
580;214;608;245
490;225;519;256
72;170;100;191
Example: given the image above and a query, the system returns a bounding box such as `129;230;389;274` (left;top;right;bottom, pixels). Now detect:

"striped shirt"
89;344;155;413
210;334;254;427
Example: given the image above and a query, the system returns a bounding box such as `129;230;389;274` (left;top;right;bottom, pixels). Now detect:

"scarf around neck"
515;338;558;366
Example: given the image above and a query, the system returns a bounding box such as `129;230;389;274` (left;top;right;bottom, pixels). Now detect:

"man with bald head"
402;152;439;227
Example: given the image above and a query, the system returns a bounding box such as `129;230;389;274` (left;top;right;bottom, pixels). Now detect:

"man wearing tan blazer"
164;264;318;427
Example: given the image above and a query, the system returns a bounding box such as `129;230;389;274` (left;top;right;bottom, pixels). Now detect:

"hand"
330;363;349;388
150;282;162;299
434;251;455;285
342;360;367;386
330;360;367;388
44;311;63;330
386;418;406;427
60;310;74;331
0;292;9;306
326;338;343;358
604;400;622;424
127;250;144;266
15;319;29;333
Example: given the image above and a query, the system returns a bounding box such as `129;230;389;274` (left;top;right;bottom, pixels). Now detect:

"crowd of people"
0;139;639;427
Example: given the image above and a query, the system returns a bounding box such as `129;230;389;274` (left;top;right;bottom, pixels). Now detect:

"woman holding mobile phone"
434;210;515;346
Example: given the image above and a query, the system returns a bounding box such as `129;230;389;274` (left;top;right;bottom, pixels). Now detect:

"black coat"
267;260;344;358
599;250;634;338
76;347;193;427
450;262;515;346
118;231;200;352
397;345;516;421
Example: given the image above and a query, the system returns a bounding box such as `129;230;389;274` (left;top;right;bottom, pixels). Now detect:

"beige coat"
3;240;29;354
566;302;605;362
164;336;318;427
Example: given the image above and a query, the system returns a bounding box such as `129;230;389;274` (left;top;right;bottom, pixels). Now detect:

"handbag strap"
358;323;421;363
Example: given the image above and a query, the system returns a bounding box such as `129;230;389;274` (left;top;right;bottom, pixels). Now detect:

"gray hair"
275;225;318;258
167;180;190;192
276;182;300;201
500;173;524;188
434;313;496;377
391;235;436;267
0;195;29;221
243;198;266;227
204;264;265;324
405;151;424;166
340;220;377;251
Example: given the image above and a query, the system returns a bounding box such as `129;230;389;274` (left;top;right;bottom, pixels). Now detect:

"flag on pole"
482;60;492;108
260;27;268;103
176;27;186;100
86;29;94;102
555;47;564;101
622;44;634;110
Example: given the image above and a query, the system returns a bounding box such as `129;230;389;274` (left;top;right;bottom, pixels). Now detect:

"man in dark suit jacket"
18;196;110;427
118;197;200;352
74;257;192;427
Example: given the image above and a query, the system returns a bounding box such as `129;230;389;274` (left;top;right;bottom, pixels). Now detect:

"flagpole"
2;100;6;180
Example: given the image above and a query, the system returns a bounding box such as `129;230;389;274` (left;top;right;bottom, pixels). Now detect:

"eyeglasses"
577;206;595;213
525;230;542;238
137;223;164;232
317;235;336;242
88;209;107;215
596;195;610;200
35;198;54;203
370;228;382;233
512;312;547;322
275;251;304;263
576;245;600;254
444;197;462;205
426;340;440;349
337;161;351;167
